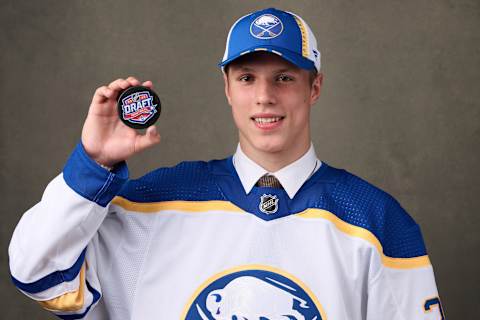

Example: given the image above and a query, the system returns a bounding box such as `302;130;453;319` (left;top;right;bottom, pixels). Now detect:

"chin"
251;138;286;154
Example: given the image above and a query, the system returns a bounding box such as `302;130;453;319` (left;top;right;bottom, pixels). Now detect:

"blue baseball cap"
220;8;321;72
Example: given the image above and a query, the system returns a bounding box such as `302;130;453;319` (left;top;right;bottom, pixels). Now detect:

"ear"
310;72;324;105
223;71;232;106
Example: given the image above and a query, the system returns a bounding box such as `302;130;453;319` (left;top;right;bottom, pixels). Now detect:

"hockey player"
9;8;444;320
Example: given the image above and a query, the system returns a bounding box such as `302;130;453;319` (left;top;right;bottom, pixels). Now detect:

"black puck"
117;86;161;129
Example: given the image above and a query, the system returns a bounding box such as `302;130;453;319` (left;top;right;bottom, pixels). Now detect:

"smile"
251;115;285;130
252;117;284;124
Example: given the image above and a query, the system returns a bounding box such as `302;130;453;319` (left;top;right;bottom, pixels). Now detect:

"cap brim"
219;45;316;71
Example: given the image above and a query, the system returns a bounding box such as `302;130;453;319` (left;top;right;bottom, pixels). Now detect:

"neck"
239;140;311;172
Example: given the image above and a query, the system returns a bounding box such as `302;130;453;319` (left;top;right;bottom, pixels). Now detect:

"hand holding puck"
117;86;161;129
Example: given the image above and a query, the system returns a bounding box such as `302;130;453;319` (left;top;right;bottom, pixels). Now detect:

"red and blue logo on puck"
117;86;161;129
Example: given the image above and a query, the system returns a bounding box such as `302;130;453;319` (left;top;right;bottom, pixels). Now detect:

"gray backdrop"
1;0;479;318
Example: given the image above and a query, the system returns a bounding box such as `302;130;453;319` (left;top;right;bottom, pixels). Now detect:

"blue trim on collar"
209;157;335;220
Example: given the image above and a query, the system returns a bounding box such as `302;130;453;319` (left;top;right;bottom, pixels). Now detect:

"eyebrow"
275;68;296;73
232;66;297;73
233;66;254;72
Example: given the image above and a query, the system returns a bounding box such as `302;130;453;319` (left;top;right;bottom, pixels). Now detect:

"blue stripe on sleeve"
11;249;86;294
63;142;129;207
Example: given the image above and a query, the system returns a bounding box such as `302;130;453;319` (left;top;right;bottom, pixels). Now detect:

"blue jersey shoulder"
318;167;427;258
118;160;224;203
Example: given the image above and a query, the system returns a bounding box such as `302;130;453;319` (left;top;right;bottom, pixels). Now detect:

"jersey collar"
232;143;321;199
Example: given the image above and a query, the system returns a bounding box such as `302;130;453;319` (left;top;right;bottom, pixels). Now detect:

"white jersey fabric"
9;143;444;319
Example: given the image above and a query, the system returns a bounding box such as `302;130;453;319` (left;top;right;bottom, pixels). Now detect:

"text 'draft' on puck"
117;86;161;129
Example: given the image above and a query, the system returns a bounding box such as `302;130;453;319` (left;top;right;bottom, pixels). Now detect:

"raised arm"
8;77;160;318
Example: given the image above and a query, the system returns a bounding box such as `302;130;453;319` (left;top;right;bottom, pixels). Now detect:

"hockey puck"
117;86;161;129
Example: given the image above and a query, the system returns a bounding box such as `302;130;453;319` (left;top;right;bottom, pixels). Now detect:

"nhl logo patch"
250;14;283;39
259;194;279;215
117;86;161;129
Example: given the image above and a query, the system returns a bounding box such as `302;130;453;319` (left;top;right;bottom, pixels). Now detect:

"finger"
142;80;153;88
145;125;161;144
126;76;141;87
134;126;161;153
92;86;115;103
146;125;159;137
108;78;130;92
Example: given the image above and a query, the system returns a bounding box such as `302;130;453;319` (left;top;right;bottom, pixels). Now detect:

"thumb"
134;126;161;153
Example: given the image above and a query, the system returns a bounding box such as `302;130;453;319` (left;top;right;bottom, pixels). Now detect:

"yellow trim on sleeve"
38;264;85;312
383;255;431;269
111;198;430;269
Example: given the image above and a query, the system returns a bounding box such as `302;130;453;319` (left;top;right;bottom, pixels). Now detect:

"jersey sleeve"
366;205;445;320
8;142;128;319
367;258;443;320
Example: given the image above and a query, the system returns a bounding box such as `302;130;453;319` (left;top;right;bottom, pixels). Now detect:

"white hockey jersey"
9;143;444;319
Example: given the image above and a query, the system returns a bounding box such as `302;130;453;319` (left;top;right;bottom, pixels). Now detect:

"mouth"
251;115;285;129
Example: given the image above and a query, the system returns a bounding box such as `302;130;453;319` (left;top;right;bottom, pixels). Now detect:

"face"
224;52;323;165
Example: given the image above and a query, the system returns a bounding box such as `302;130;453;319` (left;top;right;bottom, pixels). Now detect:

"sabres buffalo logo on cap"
117;86;161;129
250;14;283;39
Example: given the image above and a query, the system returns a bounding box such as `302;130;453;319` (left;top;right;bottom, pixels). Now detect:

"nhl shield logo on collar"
117;86;161;129
259;194;279;215
250;14;283;39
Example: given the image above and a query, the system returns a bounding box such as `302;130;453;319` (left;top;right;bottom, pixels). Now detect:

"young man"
9;8;443;320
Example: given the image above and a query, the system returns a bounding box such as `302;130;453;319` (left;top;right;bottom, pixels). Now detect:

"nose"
255;79;276;106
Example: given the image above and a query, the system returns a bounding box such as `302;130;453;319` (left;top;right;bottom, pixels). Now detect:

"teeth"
254;117;281;124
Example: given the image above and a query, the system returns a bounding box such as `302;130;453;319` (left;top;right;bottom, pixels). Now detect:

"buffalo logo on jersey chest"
259;194;279;214
120;91;158;124
182;265;326;319
250;14;283;39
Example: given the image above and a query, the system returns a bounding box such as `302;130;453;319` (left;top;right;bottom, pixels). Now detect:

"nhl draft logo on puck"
117;86;161;129
250;14;283;39
259;194;279;214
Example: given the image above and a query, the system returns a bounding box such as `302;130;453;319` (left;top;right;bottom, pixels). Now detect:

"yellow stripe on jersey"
297;209;431;269
293;16;309;58
112;197;244;213
38;263;85;312
111;198;430;269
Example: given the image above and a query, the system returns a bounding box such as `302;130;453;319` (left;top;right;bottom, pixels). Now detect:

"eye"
277;74;294;82
238;74;253;82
